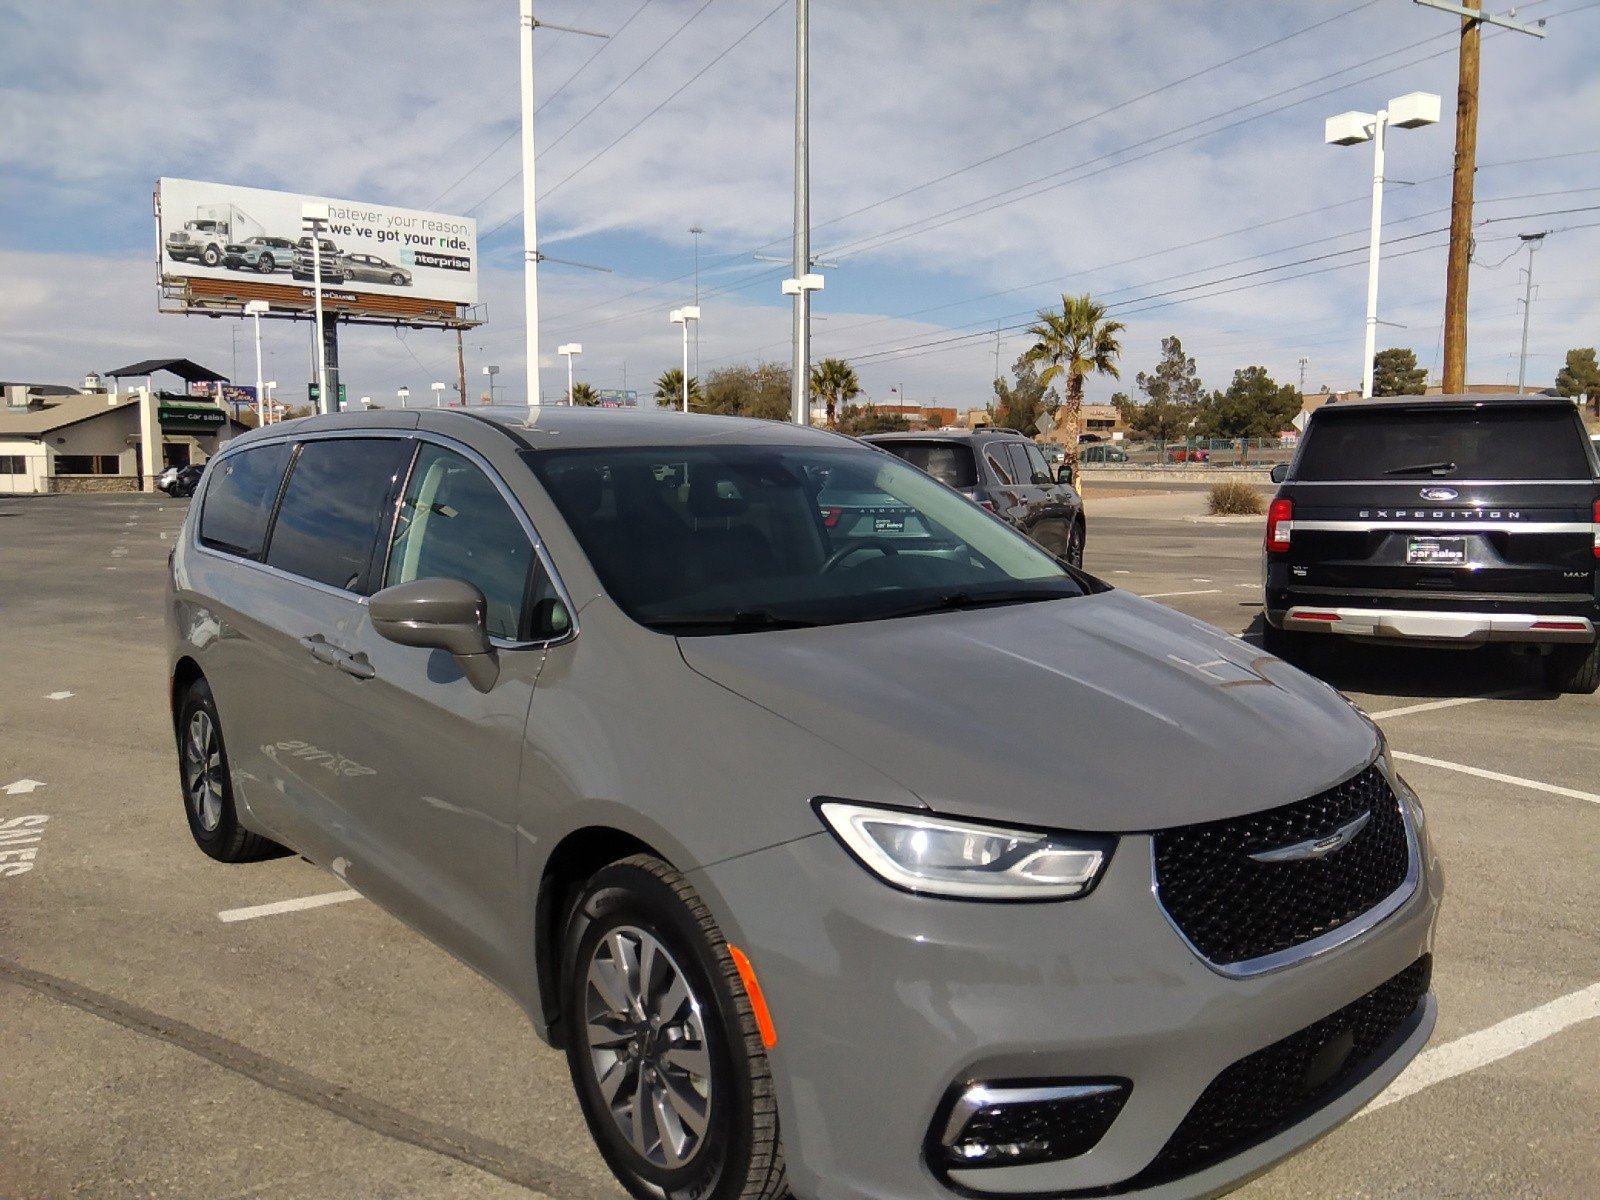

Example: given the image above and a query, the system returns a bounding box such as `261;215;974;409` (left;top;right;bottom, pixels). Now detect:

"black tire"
258;254;275;272
561;855;786;1200
201;245;221;267
389;272;406;286
1065;518;1086;569
1543;639;1600;694
176;679;276;862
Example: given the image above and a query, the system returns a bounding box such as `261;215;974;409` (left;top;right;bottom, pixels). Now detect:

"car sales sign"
156;178;478;308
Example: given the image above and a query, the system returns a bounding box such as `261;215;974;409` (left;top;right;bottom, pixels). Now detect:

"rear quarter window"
1296;407;1593;481
264;438;413;593
198;441;292;559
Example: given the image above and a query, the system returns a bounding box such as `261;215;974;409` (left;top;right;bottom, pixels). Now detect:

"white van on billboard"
156;178;478;307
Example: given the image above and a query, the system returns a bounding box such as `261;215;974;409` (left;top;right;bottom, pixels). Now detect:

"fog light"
935;1080;1131;1169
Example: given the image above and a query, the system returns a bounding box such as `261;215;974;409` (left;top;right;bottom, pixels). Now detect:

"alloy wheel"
582;925;714;1170
184;709;223;832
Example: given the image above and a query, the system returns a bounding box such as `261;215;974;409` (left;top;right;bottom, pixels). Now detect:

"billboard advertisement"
156;177;478;310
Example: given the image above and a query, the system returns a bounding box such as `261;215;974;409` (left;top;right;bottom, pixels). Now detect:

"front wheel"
201;245;221;267
257;254;275;272
389;272;406;285
562;855;786;1200
177;679;276;862
1544;639;1600;694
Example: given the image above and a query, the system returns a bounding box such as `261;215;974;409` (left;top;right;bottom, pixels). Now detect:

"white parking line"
1361;981;1600;1117
1367;696;1495;720
218;890;361;923
1392;751;1600;806
1139;589;1223;600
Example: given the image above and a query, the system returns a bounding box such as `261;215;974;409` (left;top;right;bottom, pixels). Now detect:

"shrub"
1207;479;1265;516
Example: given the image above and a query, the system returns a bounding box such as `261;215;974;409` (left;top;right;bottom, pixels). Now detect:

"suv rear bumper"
1273;605;1594;643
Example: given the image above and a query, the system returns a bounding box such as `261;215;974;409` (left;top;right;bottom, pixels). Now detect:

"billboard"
156;178;478;318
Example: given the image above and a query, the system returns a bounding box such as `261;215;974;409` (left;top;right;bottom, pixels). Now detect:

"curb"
1183;514;1265;525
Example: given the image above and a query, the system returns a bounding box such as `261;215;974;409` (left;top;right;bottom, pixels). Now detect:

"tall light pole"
301;202;331;414
483;364;500;404
790;0;810;426
689;225;703;380
519;2;607;410
670;308;699;411
557;343;582;404
1325;92;1440;398
1516;232;1547;394
398;385;410;408
244;300;269;426
432;381;447;407
265;381;278;423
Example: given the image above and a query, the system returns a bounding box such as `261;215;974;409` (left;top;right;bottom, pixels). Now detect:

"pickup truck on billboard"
165;203;266;267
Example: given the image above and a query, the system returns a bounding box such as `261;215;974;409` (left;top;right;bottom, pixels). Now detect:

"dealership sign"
156;178;479;311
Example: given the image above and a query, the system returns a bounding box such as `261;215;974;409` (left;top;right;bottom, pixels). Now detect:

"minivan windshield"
526;443;1090;634
1296;406;1592;481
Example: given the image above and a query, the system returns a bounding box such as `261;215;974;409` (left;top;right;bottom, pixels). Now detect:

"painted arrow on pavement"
3;780;46;795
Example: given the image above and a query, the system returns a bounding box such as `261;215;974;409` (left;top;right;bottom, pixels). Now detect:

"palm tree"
570;382;600;406
654;368;700;410
1024;293;1125;489
809;357;862;429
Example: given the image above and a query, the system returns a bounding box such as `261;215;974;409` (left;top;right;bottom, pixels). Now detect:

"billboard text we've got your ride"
156;178;479;312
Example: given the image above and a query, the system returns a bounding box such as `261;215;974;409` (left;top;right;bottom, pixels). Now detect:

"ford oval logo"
1419;487;1458;501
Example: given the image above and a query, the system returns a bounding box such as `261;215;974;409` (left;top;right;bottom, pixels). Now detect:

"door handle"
298;634;343;666
334;652;375;681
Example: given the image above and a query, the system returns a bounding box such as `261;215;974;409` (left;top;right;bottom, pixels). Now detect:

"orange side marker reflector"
728;944;778;1049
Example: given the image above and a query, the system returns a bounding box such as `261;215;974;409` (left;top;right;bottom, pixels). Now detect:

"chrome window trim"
1278;478;1597;487
1287;519;1591;534
1148;761;1420;980
191;427;579;649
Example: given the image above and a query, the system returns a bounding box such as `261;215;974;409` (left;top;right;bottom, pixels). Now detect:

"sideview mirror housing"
370;577;499;692
1269;462;1290;484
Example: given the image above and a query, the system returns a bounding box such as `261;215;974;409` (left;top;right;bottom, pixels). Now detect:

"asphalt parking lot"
1;492;1595;1200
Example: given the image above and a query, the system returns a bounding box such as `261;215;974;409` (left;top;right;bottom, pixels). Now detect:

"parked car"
1081;443;1131;464
156;463;204;498
291;236;348;282
861;428;1087;566
222;236;296;273
1263;393;1600;692
1168;446;1210;463
169;406;1439;1200
342;252;412;287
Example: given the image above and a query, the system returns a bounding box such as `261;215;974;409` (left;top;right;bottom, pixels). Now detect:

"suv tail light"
1592;498;1599;559
821;507;843;529
1265;497;1293;553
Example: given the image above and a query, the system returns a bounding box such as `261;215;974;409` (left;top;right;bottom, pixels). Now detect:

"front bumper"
692;790;1442;1200
1276;605;1593;644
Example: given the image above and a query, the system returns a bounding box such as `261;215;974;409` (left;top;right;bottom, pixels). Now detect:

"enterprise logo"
1357;509;1522;520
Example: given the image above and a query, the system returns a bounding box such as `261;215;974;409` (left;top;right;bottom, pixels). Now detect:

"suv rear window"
1296;407;1592;481
870;440;978;488
199;441;292;559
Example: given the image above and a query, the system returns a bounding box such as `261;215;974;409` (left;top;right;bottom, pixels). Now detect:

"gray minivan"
168;406;1442;1200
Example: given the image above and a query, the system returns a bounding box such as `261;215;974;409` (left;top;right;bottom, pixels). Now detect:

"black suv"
1263;394;1600;693
861;429;1086;565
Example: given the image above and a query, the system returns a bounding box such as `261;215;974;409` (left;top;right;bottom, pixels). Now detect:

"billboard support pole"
520;0;540;409
302;203;331;415
324;316;341;413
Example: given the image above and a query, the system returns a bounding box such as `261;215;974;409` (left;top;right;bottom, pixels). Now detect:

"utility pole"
1516;232;1546;394
519;2;606;408
790;0;810;427
1413;0;1546;394
1299;356;1309;394
456;328;467;406
994;322;1004;385
689;225;703;383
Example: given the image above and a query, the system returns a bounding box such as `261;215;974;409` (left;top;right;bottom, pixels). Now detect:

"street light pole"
1516;232;1546;394
558;343;582;404
1325;93;1440;398
301;203;331;414
483;364;500;404
244;300;269;426
790;0;810;427
689;225;703;381
432;381;446;407
670;308;699;412
398;385;410;409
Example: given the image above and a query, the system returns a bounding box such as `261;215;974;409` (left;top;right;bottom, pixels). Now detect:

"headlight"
815;801;1112;901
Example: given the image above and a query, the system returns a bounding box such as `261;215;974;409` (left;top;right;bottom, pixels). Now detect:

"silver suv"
168;407;1442;1200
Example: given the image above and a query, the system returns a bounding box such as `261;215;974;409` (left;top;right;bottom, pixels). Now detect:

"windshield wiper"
872;588;1074;621
643;609;821;633
1383;460;1457;476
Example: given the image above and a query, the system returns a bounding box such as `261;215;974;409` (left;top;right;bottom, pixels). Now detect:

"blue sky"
2;0;1597;408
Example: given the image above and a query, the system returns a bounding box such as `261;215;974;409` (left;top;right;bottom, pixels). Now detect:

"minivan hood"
677;590;1377;832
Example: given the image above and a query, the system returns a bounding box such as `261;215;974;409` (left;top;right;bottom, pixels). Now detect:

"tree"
570;382;601;406
809;357;862;429
1116;335;1203;454
990;352;1060;434
1023;293;1124;489
1372;347;1427;396
700;362;792;421
654;368;700;409
837;403;911;435
1556;347;1600;417
1194;366;1301;461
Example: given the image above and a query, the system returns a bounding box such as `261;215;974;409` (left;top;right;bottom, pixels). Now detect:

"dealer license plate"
1407;536;1466;566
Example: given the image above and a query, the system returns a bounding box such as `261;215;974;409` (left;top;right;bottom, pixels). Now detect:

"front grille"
1138;956;1431;1185
1153;762;1410;966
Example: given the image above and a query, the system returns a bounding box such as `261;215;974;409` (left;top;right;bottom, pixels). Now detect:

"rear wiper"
873;588;1072;621
644;609;820;633
1383;461;1457;476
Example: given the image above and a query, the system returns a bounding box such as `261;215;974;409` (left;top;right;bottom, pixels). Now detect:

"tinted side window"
199;441;292;559
985;447;1015;485
385;444;548;640
1023;443;1053;484
266;438;411;592
1002;443;1033;484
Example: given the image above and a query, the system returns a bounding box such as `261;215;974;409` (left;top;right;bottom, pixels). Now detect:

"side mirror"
370;577;499;692
1056;464;1072;484
1269;463;1290;484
